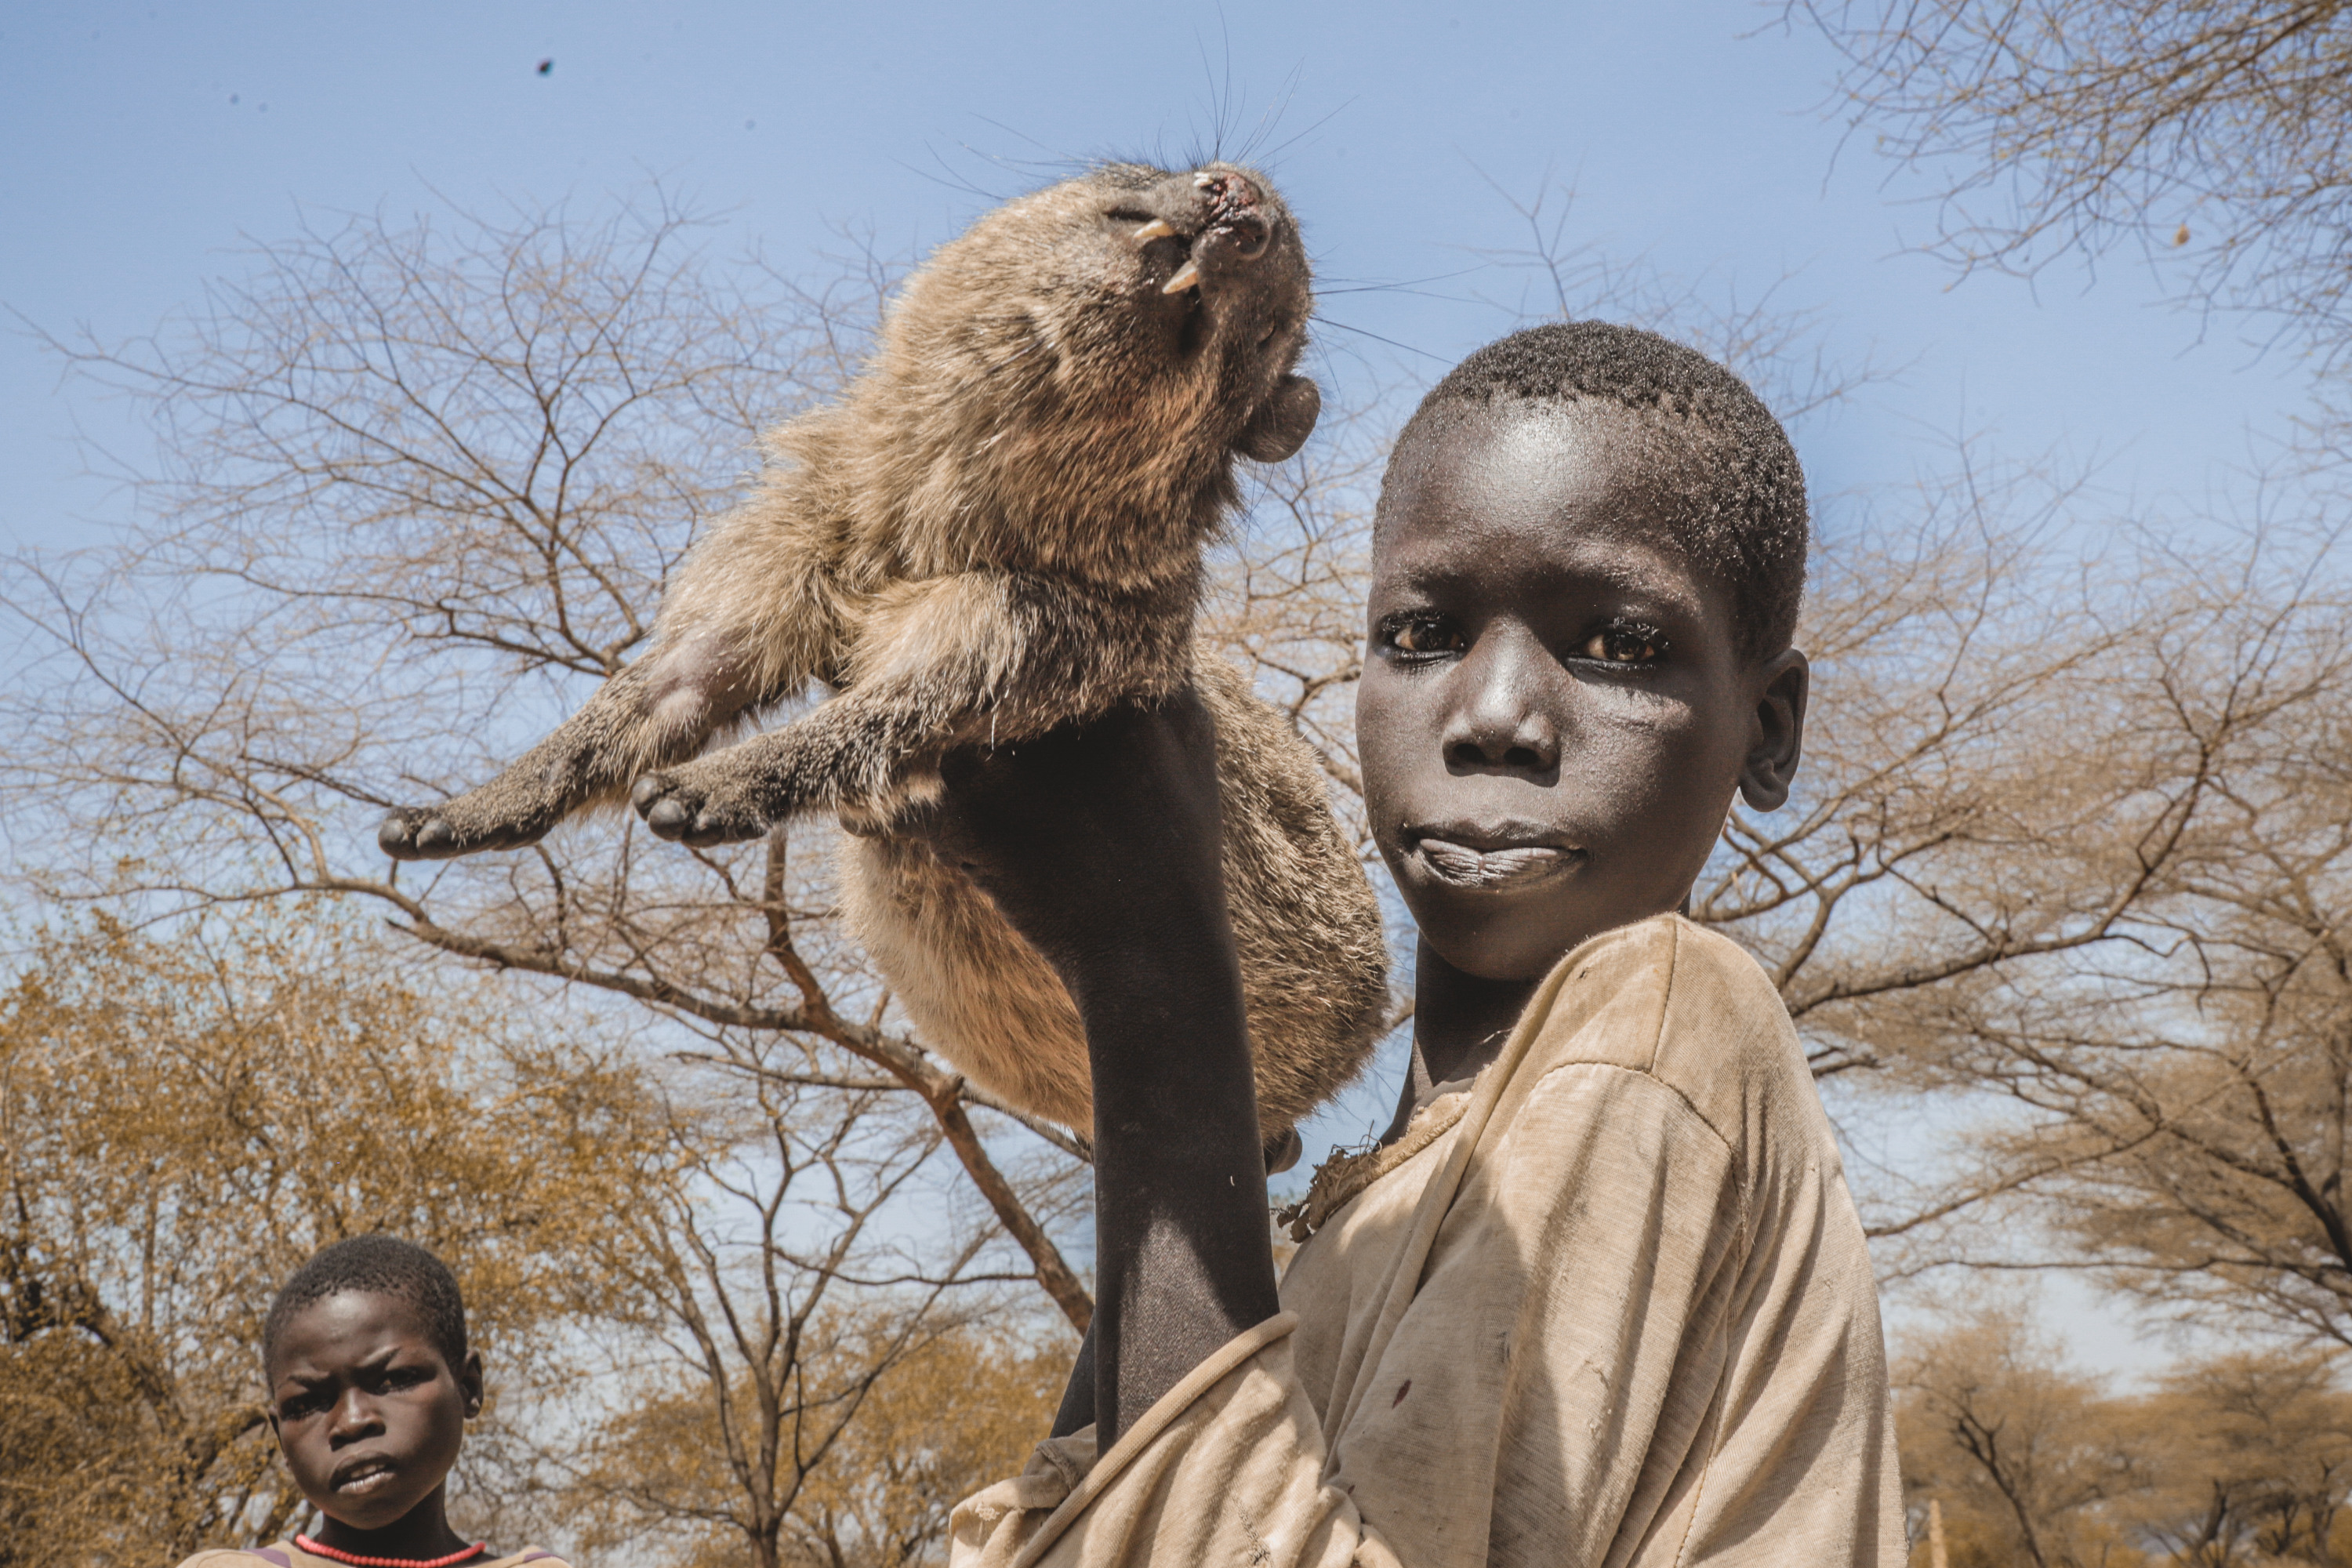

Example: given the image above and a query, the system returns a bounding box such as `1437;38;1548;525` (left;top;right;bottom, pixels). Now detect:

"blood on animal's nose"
1192;172;1272;264
1194;169;1259;206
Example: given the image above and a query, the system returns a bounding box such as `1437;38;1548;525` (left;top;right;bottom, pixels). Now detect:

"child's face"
1358;401;1805;982
267;1290;483;1532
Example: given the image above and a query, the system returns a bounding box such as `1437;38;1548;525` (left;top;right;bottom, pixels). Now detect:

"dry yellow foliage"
568;1324;1064;1568
1898;1310;2352;1567
0;907;668;1564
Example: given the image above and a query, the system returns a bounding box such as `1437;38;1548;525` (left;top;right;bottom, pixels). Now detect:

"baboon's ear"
1234;374;1321;463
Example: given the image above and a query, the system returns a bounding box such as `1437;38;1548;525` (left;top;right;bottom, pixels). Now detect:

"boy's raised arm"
916;689;1281;1443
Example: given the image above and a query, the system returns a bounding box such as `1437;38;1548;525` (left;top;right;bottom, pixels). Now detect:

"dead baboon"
379;162;1389;1141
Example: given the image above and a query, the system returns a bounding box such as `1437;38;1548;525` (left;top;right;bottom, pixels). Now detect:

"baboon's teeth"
1132;218;1178;243
1193;171;1217;189
1162;260;1202;295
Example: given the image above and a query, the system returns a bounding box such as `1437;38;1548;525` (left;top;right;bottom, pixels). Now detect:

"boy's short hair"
263;1235;468;1374
1392;321;1808;660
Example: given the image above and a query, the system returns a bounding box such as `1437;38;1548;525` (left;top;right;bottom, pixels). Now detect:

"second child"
177;1236;569;1568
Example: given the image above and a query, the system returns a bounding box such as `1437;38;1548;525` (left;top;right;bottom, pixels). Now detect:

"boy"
928;322;1904;1564
178;1236;568;1568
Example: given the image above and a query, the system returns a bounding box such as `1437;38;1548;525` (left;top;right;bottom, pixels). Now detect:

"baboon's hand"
630;762;775;847
378;795;555;860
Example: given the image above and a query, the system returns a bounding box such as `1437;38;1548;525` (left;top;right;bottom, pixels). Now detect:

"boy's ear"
460;1349;485;1420
1737;649;1809;813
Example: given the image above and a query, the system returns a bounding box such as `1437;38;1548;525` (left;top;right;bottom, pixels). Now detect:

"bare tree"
573;1314;1061;1568
1894;1310;2143;1568
1758;6;2352;1338
1893;535;2352;1345
2130;1348;2352;1566
564;1047;1051;1568
0;194;1094;1335
1797;0;2352;365
777;1327;1064;1568
1896;1305;2352;1568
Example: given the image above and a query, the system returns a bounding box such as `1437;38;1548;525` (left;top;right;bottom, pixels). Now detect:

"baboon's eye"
1578;621;1667;665
1381;612;1463;658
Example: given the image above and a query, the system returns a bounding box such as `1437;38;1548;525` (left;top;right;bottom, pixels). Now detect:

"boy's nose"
328;1387;384;1439
1441;633;1559;775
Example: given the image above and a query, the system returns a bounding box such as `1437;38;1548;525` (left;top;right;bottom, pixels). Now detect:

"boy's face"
267;1290;483;1532
1358;401;1806;982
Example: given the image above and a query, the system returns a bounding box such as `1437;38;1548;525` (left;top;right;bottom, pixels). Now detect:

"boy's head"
1358;321;1811;982
263;1236;483;1533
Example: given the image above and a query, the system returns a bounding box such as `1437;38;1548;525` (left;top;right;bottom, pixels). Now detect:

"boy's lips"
331;1454;401;1494
1406;827;1584;889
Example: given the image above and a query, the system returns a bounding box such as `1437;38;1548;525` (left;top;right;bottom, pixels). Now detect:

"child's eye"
1578;622;1667;665
1380;612;1463;657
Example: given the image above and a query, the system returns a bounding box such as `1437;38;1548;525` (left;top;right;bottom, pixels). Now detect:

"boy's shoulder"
1518;913;1814;1148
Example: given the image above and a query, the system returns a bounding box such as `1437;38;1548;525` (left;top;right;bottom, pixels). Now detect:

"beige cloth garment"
950;914;1905;1567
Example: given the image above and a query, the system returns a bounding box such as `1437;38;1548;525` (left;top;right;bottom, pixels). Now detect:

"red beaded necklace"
293;1534;488;1568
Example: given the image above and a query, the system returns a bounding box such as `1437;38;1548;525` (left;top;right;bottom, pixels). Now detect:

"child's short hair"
263;1235;468;1373
1391;321;1809;660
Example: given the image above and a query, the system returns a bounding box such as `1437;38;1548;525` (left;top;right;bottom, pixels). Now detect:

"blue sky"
2;0;2314;556
3;0;2307;1377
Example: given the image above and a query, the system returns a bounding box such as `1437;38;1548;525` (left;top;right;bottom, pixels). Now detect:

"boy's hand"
909;688;1282;1442
916;691;1228;999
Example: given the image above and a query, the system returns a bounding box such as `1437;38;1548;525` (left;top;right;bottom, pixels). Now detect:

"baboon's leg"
630;571;1190;846
380;517;842;860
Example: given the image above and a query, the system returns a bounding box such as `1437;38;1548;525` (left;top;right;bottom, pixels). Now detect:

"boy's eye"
1381;612;1464;657
1579;622;1667;664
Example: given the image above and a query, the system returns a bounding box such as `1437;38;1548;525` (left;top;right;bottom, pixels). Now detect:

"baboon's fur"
381;162;1389;1137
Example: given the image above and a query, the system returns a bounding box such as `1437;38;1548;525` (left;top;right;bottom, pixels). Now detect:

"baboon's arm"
628;569;1195;846
379;517;844;860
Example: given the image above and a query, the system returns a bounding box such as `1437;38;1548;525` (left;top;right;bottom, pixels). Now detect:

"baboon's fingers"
631;775;692;840
630;772;770;847
377;803;542;860
379;808;456;861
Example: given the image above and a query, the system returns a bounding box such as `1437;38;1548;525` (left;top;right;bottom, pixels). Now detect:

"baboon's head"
858;162;1319;583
